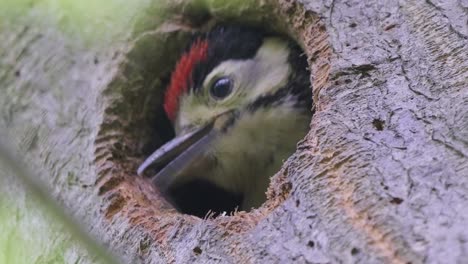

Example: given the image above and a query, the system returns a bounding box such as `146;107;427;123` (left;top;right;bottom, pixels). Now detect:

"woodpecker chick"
138;26;312;216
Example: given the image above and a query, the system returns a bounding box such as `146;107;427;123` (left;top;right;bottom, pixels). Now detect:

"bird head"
138;26;312;216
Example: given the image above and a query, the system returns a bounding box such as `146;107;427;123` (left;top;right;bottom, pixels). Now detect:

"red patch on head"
163;39;209;122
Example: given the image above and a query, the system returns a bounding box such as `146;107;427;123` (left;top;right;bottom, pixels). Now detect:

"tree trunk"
1;0;467;263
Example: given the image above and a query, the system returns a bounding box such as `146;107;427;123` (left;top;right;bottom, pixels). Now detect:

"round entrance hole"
137;26;312;217
96;2;330;220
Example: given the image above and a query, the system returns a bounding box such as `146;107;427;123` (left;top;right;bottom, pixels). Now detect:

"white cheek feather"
177;93;231;133
247;38;291;100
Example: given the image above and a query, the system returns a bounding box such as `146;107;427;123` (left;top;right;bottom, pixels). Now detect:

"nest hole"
99;2;329;220
134;25;312;218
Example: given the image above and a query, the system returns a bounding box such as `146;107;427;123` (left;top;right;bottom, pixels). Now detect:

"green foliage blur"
0;0;152;47
0;176;96;264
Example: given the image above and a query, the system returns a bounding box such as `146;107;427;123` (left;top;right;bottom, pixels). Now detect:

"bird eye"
210;77;233;100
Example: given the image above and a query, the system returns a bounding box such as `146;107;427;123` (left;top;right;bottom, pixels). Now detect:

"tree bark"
1;0;467;263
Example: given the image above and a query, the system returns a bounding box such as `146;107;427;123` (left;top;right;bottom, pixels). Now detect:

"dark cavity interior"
168;179;243;217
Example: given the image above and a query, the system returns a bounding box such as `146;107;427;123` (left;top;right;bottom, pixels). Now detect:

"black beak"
137;110;237;194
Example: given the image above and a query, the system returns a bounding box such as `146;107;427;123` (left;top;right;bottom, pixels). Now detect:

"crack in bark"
424;0;468;39
431;131;467;158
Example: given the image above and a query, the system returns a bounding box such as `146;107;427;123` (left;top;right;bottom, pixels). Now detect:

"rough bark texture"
1;0;467;263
